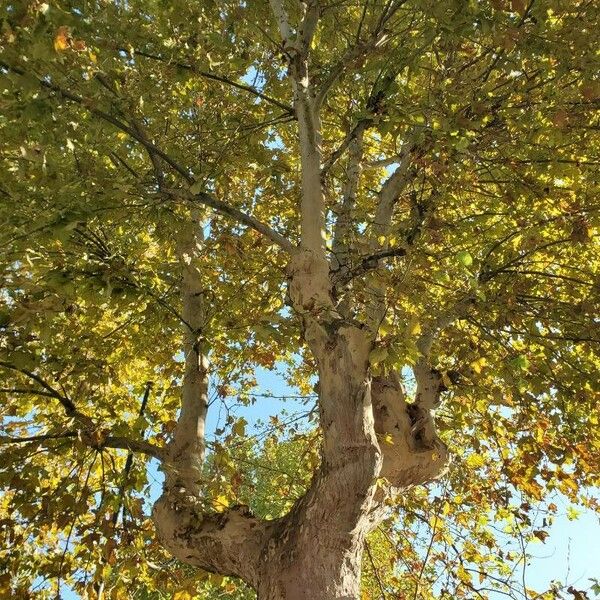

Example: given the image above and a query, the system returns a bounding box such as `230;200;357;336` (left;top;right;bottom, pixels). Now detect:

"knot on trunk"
287;249;333;313
372;375;448;487
152;492;267;587
163;441;205;497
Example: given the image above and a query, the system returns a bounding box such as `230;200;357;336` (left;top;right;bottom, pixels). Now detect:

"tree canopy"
0;0;598;599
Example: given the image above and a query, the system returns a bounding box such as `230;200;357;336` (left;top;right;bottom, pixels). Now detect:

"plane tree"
0;0;598;598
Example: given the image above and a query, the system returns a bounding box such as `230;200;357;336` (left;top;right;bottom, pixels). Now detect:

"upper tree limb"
269;0;325;256
0;364;164;459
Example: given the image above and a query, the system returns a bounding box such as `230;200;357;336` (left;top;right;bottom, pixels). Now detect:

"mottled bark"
152;247;449;598
153;496;271;587
372;372;448;488
165;210;208;496
254;326;379;599
150;5;450;598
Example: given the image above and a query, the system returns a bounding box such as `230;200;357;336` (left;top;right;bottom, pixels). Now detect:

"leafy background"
1;0;599;598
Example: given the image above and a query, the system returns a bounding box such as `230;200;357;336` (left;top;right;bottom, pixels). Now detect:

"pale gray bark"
150;6;450;599
165;210;208;495
271;0;325;256
331;129;364;278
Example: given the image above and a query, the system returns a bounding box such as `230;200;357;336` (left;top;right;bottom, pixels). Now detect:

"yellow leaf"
368;346;388;366
212;494;229;512
470;357;486;374
232;418;247;437
457;564;472;584
379;318;392;336
54;26;70;51
465;453;485;468
173;592;193;600
441;371;453;388
407;317;421;336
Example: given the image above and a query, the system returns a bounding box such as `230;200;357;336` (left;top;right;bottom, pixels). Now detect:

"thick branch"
153;499;271;587
334;247;407;286
416;296;476;358
125;48;293;113
363;136;421;330
315;0;410;110
371;139;415;241
322;119;370;180
103;436;164;460
269;0;294;42
297;0;320;53
330;128;365;277
0;429;163;459
403;299;476;460
295;92;325;254
165;210;209;494
130;118;165;187
372;373;448;489
321;70;401;179
1;61;299;255
270;0;325;256
0;387;58;399
163;187;294;252
151;242;272;583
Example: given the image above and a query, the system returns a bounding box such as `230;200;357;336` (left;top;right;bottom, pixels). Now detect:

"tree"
0;0;598;598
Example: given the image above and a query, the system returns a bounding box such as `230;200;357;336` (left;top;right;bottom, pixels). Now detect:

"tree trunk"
252;252;379;600
152;247;448;600
256;542;363;600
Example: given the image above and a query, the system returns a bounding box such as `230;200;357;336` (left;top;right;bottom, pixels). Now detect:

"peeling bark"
153;495;271;587
149;7;452;598
287;248;333;314
166;211;208;495
372;373;448;488
253;322;380;600
256;500;367;599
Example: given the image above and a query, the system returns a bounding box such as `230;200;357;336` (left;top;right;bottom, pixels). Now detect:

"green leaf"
189;181;203;194
232;418;247;437
457;250;473;267
368;346;388;366
512;355;530;371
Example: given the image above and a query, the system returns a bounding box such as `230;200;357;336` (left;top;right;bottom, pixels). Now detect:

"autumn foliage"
0;0;598;598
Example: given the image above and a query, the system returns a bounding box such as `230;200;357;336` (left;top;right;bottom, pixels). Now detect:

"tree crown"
0;0;598;598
